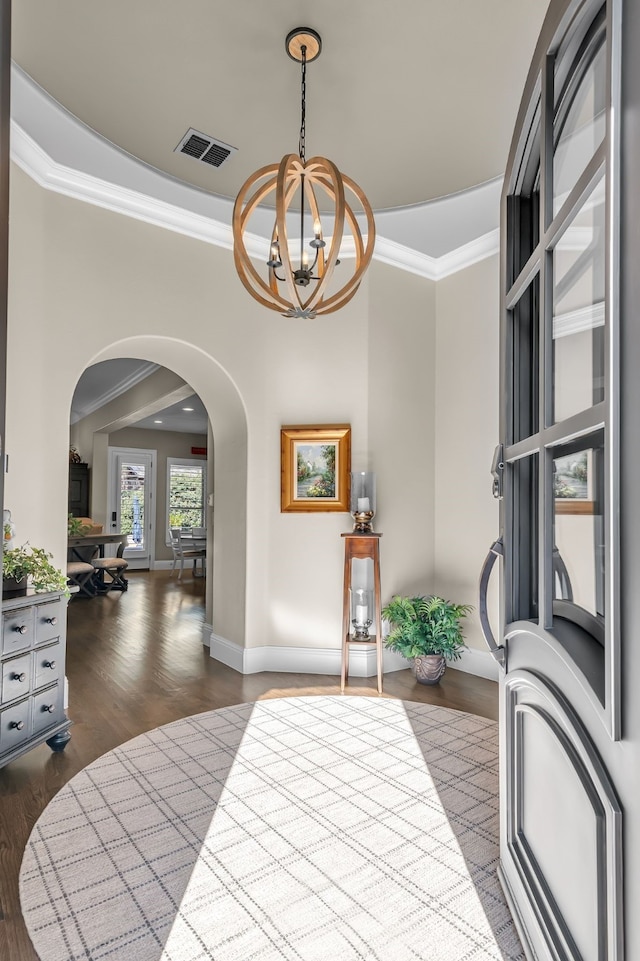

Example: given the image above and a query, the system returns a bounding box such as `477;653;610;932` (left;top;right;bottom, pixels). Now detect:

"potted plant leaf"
3;544;69;599
381;594;472;685
68;514;90;536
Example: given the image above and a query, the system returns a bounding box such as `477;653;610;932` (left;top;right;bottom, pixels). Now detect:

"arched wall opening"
75;335;248;649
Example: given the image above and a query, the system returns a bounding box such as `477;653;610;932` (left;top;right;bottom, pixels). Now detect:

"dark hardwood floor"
0;571;498;961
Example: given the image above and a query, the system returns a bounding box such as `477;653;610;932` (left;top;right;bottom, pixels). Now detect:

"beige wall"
5;165;440;659
555;514;598;614
554;328;595;423
368;261;437;600
7;167;248;643
434;255;500;652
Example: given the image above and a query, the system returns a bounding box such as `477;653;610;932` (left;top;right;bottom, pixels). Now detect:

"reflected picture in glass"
554;451;590;502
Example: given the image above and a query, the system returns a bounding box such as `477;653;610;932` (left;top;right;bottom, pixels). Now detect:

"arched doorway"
72;336;248;651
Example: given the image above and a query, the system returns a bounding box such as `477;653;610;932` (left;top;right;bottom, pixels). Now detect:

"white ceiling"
11;0;550;211
27;2;550;425
133;394;208;435
71;360;209;435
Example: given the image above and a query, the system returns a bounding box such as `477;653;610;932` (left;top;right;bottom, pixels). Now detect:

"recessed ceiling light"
182;407;194;412
154;419;162;424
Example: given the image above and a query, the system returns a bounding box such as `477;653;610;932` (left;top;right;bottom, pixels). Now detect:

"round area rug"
21;696;524;961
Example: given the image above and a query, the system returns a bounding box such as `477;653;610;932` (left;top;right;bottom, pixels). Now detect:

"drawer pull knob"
44;660;56;670
12;671;26;683
45;616;58;626
42;704;55;713
10;720;25;731
13;625;27;635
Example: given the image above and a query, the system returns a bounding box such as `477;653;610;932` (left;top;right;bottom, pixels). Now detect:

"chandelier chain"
298;45;307;163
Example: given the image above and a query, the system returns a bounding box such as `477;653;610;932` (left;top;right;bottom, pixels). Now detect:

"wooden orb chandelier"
232;28;375;319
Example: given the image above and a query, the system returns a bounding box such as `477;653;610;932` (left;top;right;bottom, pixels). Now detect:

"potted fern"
3;544;69;599
381;594;472;685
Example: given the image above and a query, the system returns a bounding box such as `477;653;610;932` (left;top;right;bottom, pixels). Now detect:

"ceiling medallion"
232;28;375;319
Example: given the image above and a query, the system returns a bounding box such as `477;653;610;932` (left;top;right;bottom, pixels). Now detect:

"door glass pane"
554;39;606;216
120;460;146;553
510;276;540;443
510;454;538;623
552;176;605;424
553;432;604;641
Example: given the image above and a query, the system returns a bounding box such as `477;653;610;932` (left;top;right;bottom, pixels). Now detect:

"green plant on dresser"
3;544;68;599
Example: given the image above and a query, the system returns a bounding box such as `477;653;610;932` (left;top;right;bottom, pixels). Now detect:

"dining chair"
66;561;97;598
91;540;129;592
169;528;206;580
66;544;99;598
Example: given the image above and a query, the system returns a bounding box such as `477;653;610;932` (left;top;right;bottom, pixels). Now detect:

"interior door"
108;448;156;570
479;1;625;958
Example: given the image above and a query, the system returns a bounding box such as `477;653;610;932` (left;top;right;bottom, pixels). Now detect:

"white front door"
107;447;156;570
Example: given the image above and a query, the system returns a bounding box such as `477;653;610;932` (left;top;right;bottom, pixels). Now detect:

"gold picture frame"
281;425;351;513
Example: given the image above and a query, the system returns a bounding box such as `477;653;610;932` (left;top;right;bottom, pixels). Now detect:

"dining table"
178;531;206;548
67;533;129;593
68;532;129;561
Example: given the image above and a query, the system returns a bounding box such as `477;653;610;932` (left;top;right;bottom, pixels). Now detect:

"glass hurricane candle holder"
350;471;376;533
350;587;373;639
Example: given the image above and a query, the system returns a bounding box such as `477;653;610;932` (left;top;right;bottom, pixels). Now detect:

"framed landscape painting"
554;449;595;515
281;425;351;513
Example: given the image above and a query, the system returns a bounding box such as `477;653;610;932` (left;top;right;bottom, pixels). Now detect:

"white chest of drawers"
0;590;71;767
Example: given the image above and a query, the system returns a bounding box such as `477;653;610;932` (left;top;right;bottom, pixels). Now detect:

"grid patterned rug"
20;696;524;961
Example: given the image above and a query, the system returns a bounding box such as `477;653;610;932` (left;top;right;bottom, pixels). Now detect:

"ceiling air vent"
174;128;237;168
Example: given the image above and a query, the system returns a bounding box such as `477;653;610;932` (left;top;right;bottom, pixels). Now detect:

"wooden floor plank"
0;571;497;961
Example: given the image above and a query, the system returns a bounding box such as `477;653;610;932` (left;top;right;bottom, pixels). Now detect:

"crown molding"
373;231;500;280
10;63;501;281
69;361;160;424
553;301;605;338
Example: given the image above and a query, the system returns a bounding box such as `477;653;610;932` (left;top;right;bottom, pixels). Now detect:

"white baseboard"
208;635;493;679
210;633;245;673
452;646;499;681
151;560;174;571
202;623;213;648
243;643;407;677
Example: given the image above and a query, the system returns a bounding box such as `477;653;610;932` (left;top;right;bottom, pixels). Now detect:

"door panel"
503;670;621;961
484;0;624;957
